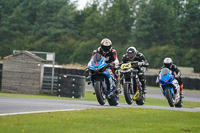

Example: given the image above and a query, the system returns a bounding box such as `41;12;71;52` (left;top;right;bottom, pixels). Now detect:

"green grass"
1;91;200;108
0;108;200;133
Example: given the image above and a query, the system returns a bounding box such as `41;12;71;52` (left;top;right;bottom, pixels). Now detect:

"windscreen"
161;68;169;76
93;53;102;63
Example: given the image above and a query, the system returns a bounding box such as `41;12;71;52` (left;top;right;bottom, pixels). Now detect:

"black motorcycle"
119;61;148;105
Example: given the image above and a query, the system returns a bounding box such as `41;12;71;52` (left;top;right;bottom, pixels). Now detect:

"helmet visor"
128;53;136;59
164;63;171;69
101;45;111;53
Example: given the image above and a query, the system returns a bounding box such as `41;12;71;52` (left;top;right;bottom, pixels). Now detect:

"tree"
0;0;77;64
101;0;135;46
179;0;200;49
69;2;103;63
133;0;182;48
184;49;200;72
144;45;178;68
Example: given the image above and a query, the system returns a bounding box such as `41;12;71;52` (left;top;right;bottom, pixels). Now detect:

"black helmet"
163;57;173;69
126;46;137;59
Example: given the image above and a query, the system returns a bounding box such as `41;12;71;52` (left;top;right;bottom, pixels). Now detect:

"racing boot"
107;89;114;98
115;79;121;94
107;79;116;98
141;80;147;94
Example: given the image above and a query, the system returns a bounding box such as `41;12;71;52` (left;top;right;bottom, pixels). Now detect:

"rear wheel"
166;88;175;107
94;81;106;105
136;92;145;105
123;83;133;105
108;94;119;106
175;94;182;108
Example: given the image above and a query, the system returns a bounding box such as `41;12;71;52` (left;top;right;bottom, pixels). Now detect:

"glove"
175;75;180;78
155;77;159;84
105;57;109;61
85;68;89;77
138;62;144;66
108;63;114;68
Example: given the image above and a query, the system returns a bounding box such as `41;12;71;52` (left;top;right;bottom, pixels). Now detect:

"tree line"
0;0;199;72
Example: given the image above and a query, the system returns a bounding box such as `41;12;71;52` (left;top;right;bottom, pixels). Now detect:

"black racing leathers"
121;52;148;91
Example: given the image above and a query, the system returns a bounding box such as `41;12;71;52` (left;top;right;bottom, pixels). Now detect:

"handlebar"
119;61;149;68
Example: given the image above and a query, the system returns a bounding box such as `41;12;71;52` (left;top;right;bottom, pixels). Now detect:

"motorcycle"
87;53;119;106
119;61;148;105
158;68;182;108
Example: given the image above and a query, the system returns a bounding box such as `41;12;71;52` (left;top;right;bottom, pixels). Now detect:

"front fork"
122;73;135;94
135;74;142;92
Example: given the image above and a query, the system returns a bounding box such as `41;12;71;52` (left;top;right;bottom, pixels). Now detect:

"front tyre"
94;81;106;105
166;88;175;107
123;83;133;105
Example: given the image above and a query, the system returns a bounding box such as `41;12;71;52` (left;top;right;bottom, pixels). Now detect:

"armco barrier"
57;74;85;98
183;77;200;90
42;67;200;93
145;74;200;90
60;68;85;76
145;74;159;87
0;63;2;90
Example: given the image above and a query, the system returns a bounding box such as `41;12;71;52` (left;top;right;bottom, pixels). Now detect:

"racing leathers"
92;47;119;79
159;64;183;96
121;52;148;93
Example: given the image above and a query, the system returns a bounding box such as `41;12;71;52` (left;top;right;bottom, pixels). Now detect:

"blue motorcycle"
87;53;119;106
158;68;182;107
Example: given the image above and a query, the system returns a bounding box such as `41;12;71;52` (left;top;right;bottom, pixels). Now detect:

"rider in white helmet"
157;57;184;97
92;38;119;78
85;38;120;93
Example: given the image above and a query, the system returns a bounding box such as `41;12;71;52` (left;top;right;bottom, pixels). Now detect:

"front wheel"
123;83;133;105
94;81;106;105
166;88;175;107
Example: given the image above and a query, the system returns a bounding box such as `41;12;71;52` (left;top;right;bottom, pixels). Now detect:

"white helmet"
163;57;173;68
100;38;112;54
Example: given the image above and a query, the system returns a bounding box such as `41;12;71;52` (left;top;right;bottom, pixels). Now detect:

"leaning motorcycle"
158;68;182;108
119;61;148;105
87;53;119;106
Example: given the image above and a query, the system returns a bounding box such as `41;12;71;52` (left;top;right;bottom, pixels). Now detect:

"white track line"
0;109;84;116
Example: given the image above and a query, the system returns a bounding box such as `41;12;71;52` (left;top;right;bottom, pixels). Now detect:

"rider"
121;46;149;93
92;38;119;79
85;38;120;94
156;57;184;97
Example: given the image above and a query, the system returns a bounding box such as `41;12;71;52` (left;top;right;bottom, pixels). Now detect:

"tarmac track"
0;85;200;116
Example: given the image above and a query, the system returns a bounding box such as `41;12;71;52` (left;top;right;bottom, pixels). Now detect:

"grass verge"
0;108;200;133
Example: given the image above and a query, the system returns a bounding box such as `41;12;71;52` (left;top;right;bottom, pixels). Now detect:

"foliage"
0;0;199;71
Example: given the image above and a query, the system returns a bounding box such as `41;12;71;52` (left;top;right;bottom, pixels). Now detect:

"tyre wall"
57;74;85;98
